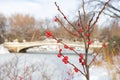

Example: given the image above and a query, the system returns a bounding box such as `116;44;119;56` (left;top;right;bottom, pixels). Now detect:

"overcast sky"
0;0;117;27
0;0;79;20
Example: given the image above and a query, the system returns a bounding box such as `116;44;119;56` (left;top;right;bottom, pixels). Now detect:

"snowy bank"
0;45;10;54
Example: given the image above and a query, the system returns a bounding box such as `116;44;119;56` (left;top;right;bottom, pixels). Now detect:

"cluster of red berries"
62;56;69;64
79;53;85;66
57;48;69;64
46;19;90;74
78;22;80;26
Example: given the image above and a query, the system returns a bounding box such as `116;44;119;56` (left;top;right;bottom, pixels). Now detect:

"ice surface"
0;45;113;80
0;54;111;80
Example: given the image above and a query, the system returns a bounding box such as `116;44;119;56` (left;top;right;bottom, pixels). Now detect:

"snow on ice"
0;45;113;80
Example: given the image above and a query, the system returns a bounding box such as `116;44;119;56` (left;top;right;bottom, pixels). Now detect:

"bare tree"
85;0;120;18
8;14;36;41
0;14;6;44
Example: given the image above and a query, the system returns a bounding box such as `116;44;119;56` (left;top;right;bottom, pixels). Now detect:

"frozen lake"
0;45;111;80
0;53;110;80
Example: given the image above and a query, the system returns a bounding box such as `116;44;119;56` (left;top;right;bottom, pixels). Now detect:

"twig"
68;61;86;76
91;0;111;27
55;16;77;37
53;36;80;55
78;11;85;32
89;47;103;66
88;13;95;27
55;2;78;32
82;0;87;27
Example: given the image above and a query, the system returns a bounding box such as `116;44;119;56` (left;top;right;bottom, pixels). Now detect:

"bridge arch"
19;45;42;53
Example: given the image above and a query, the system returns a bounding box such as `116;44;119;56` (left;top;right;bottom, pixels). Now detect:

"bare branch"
82;0;87;27
103;12;120;18
78;11;85;32
89;47;103;66
54;2;78;32
88;13;95;27
91;0;111;27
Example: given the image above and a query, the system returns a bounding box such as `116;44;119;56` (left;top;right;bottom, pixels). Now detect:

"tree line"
0;13;120;43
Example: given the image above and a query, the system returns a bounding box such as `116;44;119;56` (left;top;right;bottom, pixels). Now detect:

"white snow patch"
0;45;10;54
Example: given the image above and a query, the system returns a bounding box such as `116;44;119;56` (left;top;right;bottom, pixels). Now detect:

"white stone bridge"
3;40;102;53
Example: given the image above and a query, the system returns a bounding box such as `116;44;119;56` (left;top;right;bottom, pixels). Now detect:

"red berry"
64;16;66;19
57;53;62;58
79;53;84;59
74;67;79;73
88;41;92;45
62;58;68;64
59;48;62;52
78;23;80;26
64;60;68;64
78;28;82;33
85;33;89;37
54;17;58;22
64;45;69;49
62;56;69;64
79;58;83;63
64;56;68;60
103;43;107;48
69;47;73;50
81;61;85;65
46;31;52;37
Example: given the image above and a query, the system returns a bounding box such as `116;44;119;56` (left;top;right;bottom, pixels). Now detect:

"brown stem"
55;16;75;36
84;32;91;80
53;36;80;55
83;65;87;74
78;11;85;32
55;2;78;32
68;61;86;76
82;0;87;27
88;13;95;27
89;47;103;66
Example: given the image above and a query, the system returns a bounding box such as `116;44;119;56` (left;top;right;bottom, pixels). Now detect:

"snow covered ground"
0;44;10;54
0;45;119;80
